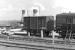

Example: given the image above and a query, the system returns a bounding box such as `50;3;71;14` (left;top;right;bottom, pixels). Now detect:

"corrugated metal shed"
23;16;54;31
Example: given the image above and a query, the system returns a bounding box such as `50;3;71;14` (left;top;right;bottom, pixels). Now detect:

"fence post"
41;29;43;38
28;32;30;37
52;30;55;44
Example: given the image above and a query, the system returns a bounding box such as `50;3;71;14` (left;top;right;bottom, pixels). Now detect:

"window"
67;17;72;24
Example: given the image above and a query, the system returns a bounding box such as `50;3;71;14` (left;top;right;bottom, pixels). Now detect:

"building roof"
0;25;11;27
57;13;75;16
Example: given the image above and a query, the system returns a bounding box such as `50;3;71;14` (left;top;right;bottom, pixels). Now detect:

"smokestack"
22;10;28;17
21;10;28;24
32;7;40;16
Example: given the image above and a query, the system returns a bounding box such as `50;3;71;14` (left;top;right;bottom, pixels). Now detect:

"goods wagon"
56;13;75;39
23;16;54;37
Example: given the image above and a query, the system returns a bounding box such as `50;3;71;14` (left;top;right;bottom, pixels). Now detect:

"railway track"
0;34;75;50
0;40;74;50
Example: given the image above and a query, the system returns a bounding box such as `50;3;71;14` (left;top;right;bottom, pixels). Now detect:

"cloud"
54;0;75;12
33;3;45;11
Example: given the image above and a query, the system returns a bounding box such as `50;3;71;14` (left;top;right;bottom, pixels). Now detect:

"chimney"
32;7;40;16
22;10;28;17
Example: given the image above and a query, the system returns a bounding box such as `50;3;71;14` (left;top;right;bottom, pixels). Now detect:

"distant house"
17;22;23;27
0;24;11;30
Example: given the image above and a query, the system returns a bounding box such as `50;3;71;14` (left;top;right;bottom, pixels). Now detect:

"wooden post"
41;29;43;38
65;30;68;45
28;32;30;37
52;30;55;44
65;27;68;40
65;30;68;40
69;31;72;40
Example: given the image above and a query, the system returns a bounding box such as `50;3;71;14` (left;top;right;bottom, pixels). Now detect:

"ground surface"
0;34;75;50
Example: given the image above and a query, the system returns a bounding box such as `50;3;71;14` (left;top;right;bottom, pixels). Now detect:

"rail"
0;34;75;50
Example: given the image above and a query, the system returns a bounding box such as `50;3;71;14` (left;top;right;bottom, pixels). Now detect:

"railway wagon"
23;16;54;37
56;13;75;39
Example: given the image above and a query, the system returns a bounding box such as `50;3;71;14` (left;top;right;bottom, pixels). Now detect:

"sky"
0;0;75;20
